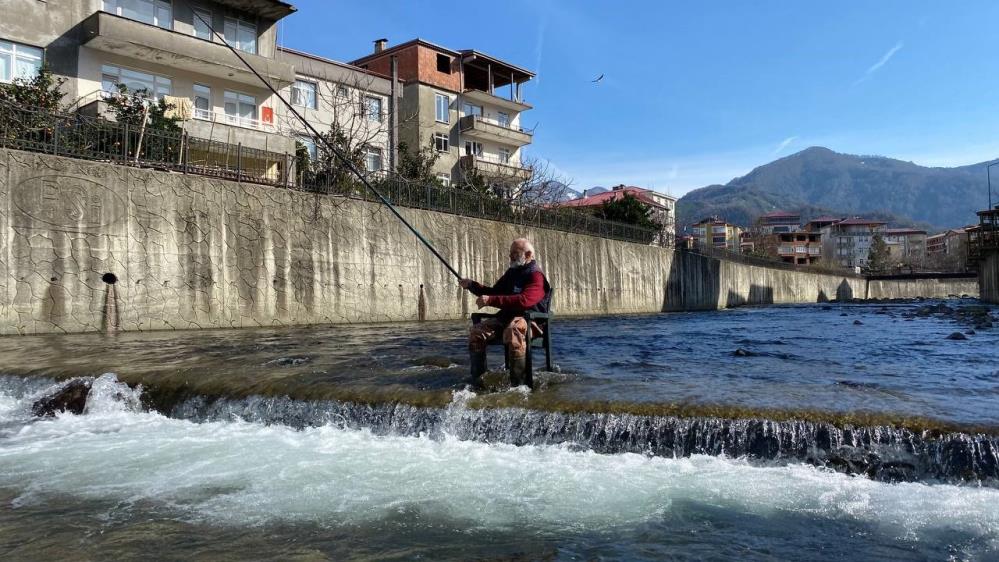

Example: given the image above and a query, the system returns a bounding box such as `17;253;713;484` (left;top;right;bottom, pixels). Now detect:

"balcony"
192;108;273;132
77;94;294;155
460;154;531;182
81;11;295;88
462;88;532;113
458;115;532;147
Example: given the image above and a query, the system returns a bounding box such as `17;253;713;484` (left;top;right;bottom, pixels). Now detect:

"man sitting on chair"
459;238;552;386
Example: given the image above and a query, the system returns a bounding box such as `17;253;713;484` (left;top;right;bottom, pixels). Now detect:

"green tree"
397;140;442;186
596;193;661;230
0;66;66;111
0;66;68;147
104;84;180;133
307;123;365;193
867;233;891;272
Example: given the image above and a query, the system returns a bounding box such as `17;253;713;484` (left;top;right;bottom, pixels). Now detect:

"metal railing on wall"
0;101;290;185
0;101;670;247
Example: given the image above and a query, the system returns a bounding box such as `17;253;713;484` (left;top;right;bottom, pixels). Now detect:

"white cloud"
773;136;798;155
533;16;547;84
854;41;904;85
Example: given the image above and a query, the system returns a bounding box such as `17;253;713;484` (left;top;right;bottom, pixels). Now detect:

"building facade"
819;218;887;269
351;39;534;188
883;228;927;267
691;217;742;251
274;46;397;176
2;0;415;183
755;210;801;235
775;231;822;265
3;0;300;176
927;227;972;271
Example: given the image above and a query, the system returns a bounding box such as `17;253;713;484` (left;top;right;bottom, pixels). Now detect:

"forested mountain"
676;147;991;230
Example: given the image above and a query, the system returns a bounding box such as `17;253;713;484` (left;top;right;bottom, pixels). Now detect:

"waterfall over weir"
170;388;999;486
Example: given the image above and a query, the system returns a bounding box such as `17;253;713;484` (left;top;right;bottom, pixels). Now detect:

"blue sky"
277;1;999;197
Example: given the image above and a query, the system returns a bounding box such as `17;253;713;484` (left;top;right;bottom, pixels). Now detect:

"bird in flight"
591;74;604;84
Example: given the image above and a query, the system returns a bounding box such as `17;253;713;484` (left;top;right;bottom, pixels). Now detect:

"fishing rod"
192;11;462;280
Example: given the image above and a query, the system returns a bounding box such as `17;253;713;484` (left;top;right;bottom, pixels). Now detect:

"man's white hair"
513;238;536;258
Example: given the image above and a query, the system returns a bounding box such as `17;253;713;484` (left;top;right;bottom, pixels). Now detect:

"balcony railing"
193;108;274;131
466;152;516;166
1;100;290;185
459;114;531;134
0;101;670;248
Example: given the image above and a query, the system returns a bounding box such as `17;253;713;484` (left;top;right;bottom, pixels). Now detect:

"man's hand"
475;296;491;309
459;278;475;289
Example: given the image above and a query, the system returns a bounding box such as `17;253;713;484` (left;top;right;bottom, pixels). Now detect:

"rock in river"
31;378;92;417
946;332;968;341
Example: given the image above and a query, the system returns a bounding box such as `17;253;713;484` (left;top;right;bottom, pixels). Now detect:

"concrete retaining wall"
664;250;867;311
867;277;980;300
982;252;999;304
0;149;980;335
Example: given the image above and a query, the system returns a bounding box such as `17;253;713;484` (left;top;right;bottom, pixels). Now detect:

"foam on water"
0;376;997;549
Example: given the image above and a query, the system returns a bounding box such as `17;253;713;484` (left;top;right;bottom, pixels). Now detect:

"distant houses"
558;184;677;236
694;209;953;271
690;217;743;251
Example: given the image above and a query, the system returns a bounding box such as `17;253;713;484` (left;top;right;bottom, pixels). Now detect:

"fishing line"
192;11;462;279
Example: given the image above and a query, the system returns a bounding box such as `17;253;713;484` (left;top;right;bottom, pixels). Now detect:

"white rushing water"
0;375;998;547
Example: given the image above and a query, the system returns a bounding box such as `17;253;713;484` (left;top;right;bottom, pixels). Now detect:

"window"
497;111;510;128
192;83;211;119
0;40;42;83
434;93;449;123
103;0;172;29
101;64;171;99
464;141;482;157
336;84;348;98
498;147;511;164
436;53;452;73
364;146;383;172
462;102;482;117
192;8;212;40
433;132;449;152
437;173;451;187
224;16;256;54
297;136;317;160
291;80;317;109
364;96;382;122
223;90;257;126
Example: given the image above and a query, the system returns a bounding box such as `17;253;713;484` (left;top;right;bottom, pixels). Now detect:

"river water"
1;300;998;560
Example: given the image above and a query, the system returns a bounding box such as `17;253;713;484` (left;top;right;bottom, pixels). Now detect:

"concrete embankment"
982;252;999;304
0;148;981;334
867;273;980;300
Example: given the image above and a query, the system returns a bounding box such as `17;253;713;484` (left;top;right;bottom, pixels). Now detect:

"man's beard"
509;256;527;268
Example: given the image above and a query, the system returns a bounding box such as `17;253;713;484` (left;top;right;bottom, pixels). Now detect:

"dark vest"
495;261;552;319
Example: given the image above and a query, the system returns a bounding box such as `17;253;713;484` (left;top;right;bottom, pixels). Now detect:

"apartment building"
275;46;397;175
558;185;677;234
351;39;534;189
775;231;822;265
755;210;800;235
927;227;970;256
3;0;299;177
691;217;742;251
883;228;927;266
819;217;887;268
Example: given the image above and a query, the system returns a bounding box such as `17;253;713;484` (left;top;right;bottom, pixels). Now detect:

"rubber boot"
470;351;488;381
508;355;528;388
